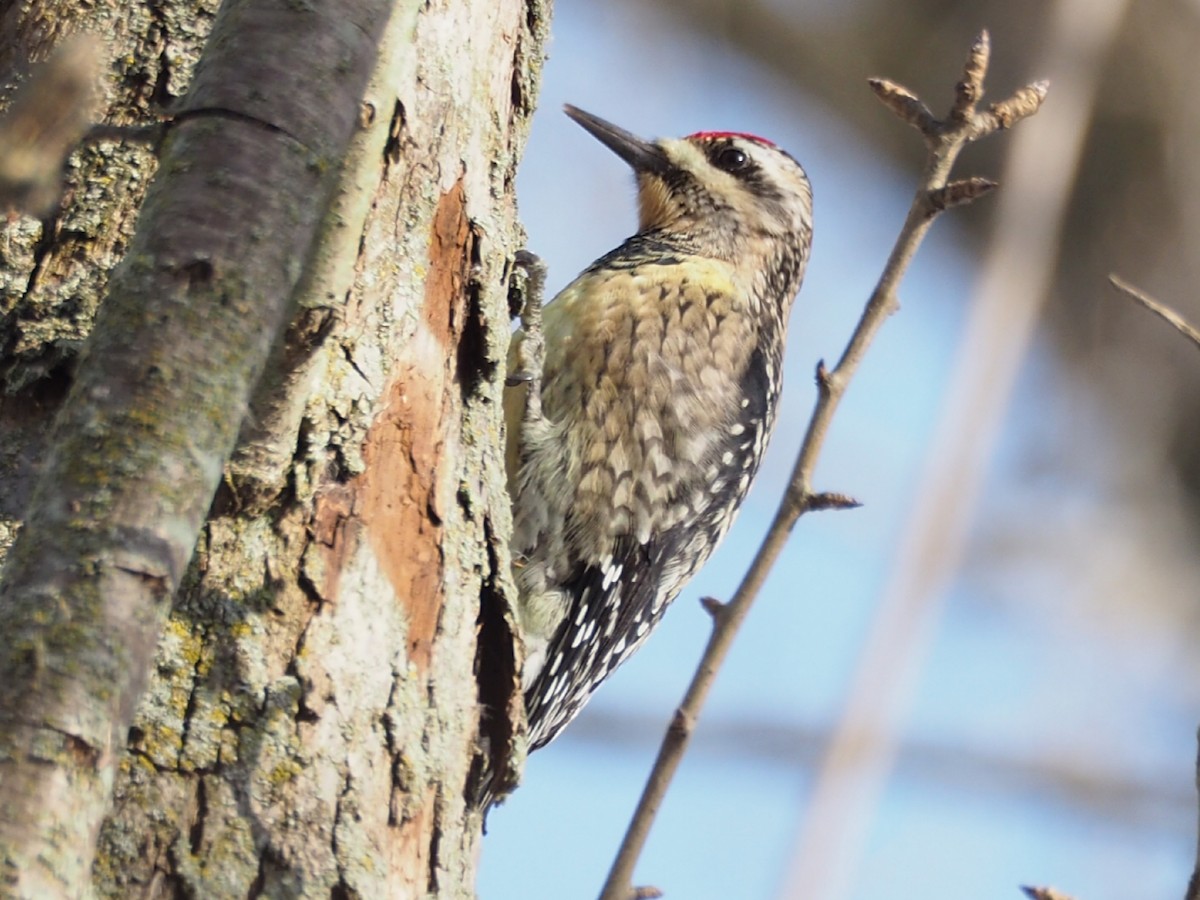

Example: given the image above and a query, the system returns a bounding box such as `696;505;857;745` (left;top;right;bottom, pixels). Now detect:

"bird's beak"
564;105;668;175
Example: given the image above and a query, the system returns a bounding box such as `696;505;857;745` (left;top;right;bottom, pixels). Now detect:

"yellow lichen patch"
269;758;303;786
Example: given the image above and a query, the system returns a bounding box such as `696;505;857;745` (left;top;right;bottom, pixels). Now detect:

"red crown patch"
686;130;775;147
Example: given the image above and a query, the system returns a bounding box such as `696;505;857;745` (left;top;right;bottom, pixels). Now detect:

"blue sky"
478;2;1198;898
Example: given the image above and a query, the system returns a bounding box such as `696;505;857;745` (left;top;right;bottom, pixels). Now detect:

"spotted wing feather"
522;344;775;750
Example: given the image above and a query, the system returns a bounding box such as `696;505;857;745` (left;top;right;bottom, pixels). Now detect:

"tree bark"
0;0;547;895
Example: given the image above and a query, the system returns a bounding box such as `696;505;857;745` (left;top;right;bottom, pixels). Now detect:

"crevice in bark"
187;776;207;855
17;211;57;303
330;769;352;899
286;613;322;724
247;846;267;900
427;788;442;894
456;224;496;401
0;212;60;389
176;619;209;765
468;515;520;807
164;846;189;900
339;341;372;390
381;99;406;170
146;0;174;109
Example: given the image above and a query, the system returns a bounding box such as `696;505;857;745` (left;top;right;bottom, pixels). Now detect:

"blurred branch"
570;710;1193;834
1188;732;1200;900
0;35;165;218
778;1;1130;898
640;0;1056;176
1022;888;1079;900
1108;274;1200;350
597;31;1046;900
0;34;102;216
637;0;935;167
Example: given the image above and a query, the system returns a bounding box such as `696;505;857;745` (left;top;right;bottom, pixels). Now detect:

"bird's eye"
715;146;748;173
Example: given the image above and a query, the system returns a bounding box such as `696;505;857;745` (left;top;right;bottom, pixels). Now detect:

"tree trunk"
0;0;547;895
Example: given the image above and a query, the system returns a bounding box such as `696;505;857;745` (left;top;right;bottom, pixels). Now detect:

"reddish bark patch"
391;785;435;892
359;365;447;671
424;177;472;341
308;483;355;603
309;178;471;673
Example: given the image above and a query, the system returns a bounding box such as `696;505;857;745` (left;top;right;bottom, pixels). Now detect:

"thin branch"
867;78;935;133
780;0;1127;896
597;30;1045;900
1108;274;1200;350
569;708;1194;833
83;122;167;145
983;81;1052;133
929;177;998;211
950;30;990;123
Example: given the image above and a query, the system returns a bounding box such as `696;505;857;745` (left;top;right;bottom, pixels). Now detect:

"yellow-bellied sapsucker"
505;105;813;754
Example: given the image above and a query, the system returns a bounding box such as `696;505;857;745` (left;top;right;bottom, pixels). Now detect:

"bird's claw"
508;251;548;424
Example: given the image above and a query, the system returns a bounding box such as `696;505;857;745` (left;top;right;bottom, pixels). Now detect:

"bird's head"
563;104;813;282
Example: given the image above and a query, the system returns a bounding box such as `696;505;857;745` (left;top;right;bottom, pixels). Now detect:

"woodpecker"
505;104;813;755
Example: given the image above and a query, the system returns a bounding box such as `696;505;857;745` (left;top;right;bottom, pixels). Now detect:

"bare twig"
781;0;1128;896
985;81;1052;132
929;176;998;211
83;122;166;145
867;78;935;133
950;30;990;122
1108;274;1200;350
596;30;1045;900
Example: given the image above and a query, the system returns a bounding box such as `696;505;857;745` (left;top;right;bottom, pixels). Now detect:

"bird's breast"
540;258;759;549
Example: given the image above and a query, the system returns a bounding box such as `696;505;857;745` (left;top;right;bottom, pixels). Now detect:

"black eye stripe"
706;141;768;187
702;141;787;202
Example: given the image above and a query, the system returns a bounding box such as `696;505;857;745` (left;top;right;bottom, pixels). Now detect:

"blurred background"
480;0;1200;897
